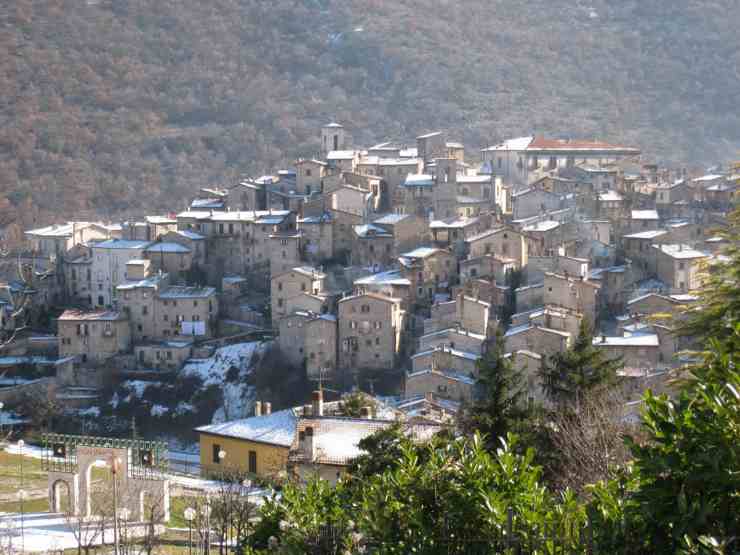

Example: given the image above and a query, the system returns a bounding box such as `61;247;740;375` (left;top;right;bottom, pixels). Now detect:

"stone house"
58;309;131;364
278;311;337;379
270;267;326;323
418;327;486;355
596;190;624;220
401;174;435;217
353;270;413;308
162;229;207;267
269;231;304;276
504;324;571;356
373;213;428;256
505;350;546;406
653;244;709;292
411;345;479;376
399;247;458;302
145;242;193;279
331;185;372;218
326;150;359;173
592;333;660;370
351;224;395;268
544;272;600;323
511;188;562;220
63;245;93;306
416;131;446;167
134;340;193;372
337;293;405;371
459;254;516;284
628;210;660;233
466;227;529;269
91;239;153;308
622;230;669;275
25;222;112;258
405;368;474;403
295;159;328;195
522;220;561;256
455;293;492;336
297;213;334;262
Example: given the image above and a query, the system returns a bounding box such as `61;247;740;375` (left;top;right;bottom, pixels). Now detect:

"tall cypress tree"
462;329;527;447
539;320;622;409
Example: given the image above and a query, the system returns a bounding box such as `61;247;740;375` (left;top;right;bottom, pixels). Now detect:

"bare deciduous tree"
548;386;639;495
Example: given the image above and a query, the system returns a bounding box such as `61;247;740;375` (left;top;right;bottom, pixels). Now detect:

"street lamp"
0;401;5;442
184;507;196;555
201;500;212;555
111;456;122;555
119;507;131;555
17;439;25;553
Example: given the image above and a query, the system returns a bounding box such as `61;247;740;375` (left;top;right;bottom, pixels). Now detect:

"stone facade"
58;310;131;363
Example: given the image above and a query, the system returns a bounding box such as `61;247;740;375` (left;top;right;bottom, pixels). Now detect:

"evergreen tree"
462;329;527;447
539;320;622;409
678;207;740;347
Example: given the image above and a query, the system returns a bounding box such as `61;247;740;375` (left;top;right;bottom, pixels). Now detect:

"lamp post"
119;507;131;555
202;499;212;555
18;439;25;553
111;456;122;555
0;401;5;442
184;507;196;555
217;450;226;554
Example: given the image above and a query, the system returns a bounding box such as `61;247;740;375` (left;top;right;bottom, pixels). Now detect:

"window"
375;337;380;345
497;158;502;169
164;314;169;322
278;282;283;291
305;169;312;177
248;450;257;474
193;300;198;307
374;321;382;329
278;299;284;307
212;444;222;464
350;321;357;329
366;339;372;347
142;306;148;315
301;283;306;291
361;304;370;313
137;324;143;332
678;262;685;270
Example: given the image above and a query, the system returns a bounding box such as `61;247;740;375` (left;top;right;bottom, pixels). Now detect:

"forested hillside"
4;0;739;234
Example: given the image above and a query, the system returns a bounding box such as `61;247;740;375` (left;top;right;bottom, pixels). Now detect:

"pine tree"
678;207;740;347
539;320;622;409
462;329;527;447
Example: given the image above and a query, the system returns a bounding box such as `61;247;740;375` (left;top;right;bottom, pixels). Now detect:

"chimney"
360;406;372;419
312;390;323;417
263;402;272;415
254;401;262;417
302;427;315;460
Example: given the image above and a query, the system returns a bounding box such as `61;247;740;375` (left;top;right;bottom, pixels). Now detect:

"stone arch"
51;478;72;513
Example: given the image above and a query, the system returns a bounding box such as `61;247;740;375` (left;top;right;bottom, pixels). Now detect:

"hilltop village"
2;124;738;480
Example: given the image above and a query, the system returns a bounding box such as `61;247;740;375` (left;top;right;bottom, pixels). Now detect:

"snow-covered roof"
92;239;152;250
59;309;124;321
197;408;298;447
419;327;486;342
354;224;392;238
411;347;480;362
457;175;492;184
430;217;479;229
146;242;191;254
191;198;225;210
146;216;177;225
373;213;410;225
406;368;476;385
401;246;442;259
482;136;534;152
117;274;166;290
158;285;216;299
378;158;419;166
623;230;668;240
523;220;560;232
327;150;356;160
593;334;659;347
417;131;442;139
652;244;709;260
404;174;434;187
354;270;411;286
598;190;624;202
25;223;83;238
692;174;724;182
399;147;418;158
631;210;660;220
210;210;291;223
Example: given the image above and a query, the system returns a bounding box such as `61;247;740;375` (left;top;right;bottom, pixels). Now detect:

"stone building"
337;293;405;371
277;311;337;379
270;267;327;323
58;309;131;364
91;239;153;308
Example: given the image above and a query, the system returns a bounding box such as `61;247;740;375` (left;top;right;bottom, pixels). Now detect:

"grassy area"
0;449;46;496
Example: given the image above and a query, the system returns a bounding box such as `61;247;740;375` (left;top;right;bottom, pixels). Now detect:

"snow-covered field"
0;512;159;553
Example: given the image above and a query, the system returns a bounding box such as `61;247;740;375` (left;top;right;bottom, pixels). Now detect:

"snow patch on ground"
182;341;268;423
151;404;168;417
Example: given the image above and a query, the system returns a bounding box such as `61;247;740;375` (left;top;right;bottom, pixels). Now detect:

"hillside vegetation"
4;0;739;231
